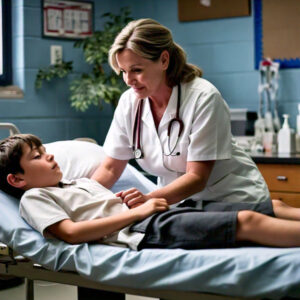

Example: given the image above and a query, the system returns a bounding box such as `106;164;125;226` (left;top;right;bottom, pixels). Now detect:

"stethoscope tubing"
132;98;144;158
132;84;184;159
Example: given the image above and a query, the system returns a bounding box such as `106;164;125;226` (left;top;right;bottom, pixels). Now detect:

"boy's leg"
204;200;300;247
236;210;300;247
137;208;238;250
137;203;300;250
203;198;300;221
203;200;275;217
272;199;300;221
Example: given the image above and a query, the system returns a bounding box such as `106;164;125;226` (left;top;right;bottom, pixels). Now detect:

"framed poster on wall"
43;0;93;39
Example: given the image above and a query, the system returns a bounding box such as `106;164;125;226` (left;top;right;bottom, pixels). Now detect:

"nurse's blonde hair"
109;18;202;87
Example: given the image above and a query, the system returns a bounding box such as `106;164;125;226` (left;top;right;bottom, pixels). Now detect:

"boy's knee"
272;199;285;209
236;210;263;240
237;210;265;231
237;210;257;226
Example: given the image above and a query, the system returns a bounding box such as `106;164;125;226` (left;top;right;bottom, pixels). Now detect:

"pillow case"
44;140;156;194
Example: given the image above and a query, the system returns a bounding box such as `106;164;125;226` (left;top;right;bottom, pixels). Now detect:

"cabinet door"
270;192;300;208
257;164;300;192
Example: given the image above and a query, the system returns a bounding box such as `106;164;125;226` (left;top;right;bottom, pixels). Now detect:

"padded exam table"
0;123;300;300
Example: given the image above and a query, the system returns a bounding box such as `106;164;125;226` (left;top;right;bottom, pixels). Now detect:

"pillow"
45;140;105;180
44;140;156;194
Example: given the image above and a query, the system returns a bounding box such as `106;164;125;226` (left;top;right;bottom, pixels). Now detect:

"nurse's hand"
117;188;151;208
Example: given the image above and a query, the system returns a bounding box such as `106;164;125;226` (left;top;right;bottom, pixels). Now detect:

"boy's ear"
7;173;26;188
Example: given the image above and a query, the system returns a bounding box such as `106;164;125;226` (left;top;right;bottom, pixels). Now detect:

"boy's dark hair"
0;134;42;198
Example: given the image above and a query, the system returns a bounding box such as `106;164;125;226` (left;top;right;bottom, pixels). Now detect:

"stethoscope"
132;84;184;159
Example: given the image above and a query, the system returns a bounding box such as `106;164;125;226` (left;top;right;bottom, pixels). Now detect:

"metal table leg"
26;278;34;300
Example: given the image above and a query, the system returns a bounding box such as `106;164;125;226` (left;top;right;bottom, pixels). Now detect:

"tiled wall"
0;0;118;143
1;0;300;143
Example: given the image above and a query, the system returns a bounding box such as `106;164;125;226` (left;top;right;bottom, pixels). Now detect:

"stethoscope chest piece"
134;148;143;159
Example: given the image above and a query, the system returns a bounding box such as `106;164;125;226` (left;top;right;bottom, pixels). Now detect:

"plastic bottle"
296;104;300;153
277;114;295;154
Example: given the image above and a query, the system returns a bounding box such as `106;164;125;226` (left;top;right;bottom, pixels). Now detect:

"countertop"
250;152;300;164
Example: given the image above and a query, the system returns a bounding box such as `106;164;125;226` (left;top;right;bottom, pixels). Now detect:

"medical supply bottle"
277;114;295;154
295;104;300;153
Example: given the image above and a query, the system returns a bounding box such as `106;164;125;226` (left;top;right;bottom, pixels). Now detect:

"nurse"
91;18;270;208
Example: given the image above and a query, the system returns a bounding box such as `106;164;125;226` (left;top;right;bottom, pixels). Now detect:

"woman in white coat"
92;18;270;209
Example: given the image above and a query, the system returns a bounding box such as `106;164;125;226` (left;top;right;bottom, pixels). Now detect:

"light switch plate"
50;45;63;65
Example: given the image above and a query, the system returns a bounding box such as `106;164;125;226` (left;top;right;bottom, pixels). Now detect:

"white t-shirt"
104;77;270;206
19;178;144;250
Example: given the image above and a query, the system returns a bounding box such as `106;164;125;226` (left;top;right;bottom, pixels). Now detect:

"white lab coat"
104;77;270;206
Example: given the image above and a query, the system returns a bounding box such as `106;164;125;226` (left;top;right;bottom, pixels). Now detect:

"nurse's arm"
146;160;215;206
91;156;128;189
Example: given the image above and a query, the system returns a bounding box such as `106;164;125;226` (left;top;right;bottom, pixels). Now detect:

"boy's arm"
47;198;168;244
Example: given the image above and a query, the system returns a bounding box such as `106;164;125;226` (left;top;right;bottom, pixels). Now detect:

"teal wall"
0;0;119;143
1;0;300;143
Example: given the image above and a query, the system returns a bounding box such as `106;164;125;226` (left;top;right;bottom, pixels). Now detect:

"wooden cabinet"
256;163;300;208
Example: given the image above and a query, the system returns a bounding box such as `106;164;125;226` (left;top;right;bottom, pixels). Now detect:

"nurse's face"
116;48;169;99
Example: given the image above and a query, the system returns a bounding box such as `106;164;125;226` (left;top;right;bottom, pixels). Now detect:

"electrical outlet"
50;45;63;65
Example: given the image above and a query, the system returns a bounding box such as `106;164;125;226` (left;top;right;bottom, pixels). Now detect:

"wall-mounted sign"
43;0;93;39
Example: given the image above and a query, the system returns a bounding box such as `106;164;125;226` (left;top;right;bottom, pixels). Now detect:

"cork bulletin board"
255;0;300;68
178;0;251;22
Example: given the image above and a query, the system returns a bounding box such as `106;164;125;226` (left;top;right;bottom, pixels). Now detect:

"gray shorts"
131;200;274;250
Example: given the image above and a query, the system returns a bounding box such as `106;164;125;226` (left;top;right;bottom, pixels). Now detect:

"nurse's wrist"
145;193;153;201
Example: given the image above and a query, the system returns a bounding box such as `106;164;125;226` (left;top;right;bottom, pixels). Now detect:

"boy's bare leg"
272;199;300;221
236;210;300;247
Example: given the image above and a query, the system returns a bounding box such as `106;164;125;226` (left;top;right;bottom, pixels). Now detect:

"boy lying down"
1;134;300;250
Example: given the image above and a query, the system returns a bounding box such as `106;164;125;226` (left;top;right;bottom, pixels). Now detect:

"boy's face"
18;143;63;189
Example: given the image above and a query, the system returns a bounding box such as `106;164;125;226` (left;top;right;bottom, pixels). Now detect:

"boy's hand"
117;188;151;208
132;198;169;220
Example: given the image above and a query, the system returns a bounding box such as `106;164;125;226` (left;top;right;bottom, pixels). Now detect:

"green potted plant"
35;7;132;112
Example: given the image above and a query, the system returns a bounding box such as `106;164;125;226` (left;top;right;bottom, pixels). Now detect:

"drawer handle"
276;176;287;181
